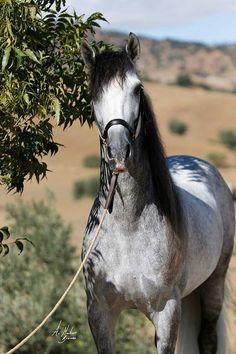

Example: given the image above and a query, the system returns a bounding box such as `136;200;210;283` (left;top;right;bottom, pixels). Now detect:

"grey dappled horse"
81;34;235;354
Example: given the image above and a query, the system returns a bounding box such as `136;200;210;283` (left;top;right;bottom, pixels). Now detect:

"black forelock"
89;50;136;100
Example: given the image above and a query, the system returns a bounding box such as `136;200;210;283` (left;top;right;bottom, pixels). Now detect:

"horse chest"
88;225;178;309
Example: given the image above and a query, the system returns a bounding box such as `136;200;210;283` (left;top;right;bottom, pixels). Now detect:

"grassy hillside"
96;31;236;92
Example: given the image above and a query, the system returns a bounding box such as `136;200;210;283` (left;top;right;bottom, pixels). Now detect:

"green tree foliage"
73;176;100;199
0;197;95;353
117;310;155;354
0;198;155;353
83;154;100;168
176;73;193;87
168;118;188;135
219;129;236;150
0;0;108;192
207;151;227;168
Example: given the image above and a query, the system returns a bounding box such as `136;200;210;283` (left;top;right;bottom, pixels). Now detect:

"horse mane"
88;49;180;232
142;93;181;233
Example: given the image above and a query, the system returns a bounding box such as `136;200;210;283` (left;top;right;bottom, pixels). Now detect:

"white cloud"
67;0;236;29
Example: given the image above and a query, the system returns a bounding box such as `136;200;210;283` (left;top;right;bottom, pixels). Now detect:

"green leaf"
23;93;30;105
59;13;72;18
29;6;37;20
3;244;9;256
2;46;11;71
87;12;107;23
51;96;61;124
15;240;24;255
44;13;56;20
16;237;35;247
24;49;40;64
6;18;14;38
14;47;26;58
0;226;10;240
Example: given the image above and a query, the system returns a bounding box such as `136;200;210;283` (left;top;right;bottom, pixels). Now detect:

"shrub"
73;176;100;199
117;310;154;353
168;119;188;135
207;152;227;167
219;130;236;150
176;73;193;87
0;197;95;353
83;155;100;168
0;198;155;353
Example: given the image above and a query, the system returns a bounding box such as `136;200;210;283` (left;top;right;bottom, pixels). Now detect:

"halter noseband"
98;91;143;145
101;118;138;141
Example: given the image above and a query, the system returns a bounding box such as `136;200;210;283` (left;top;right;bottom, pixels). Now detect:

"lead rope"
6;172;119;354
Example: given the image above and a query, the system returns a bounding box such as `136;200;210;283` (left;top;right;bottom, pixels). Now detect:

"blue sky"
67;0;236;44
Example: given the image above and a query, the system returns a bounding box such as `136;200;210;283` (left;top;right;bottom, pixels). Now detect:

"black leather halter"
99;90;143;144
101;119;136;141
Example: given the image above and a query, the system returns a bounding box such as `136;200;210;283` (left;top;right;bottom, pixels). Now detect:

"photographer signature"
51;320;78;343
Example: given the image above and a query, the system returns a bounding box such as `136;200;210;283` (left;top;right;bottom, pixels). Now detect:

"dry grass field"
0;83;236;351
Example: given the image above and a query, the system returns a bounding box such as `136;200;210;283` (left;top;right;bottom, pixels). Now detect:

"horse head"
81;33;143;173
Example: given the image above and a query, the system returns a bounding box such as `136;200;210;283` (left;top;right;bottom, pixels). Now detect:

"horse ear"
80;41;95;70
126;33;140;61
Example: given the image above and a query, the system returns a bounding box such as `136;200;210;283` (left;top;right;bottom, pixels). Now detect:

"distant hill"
95;31;236;92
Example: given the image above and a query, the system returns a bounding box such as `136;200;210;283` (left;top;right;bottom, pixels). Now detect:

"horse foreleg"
150;296;181;354
87;299;117;354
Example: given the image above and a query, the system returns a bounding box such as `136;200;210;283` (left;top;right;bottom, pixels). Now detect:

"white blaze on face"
93;71;142;134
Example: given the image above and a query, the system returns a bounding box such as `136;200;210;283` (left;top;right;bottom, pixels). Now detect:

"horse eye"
133;84;142;96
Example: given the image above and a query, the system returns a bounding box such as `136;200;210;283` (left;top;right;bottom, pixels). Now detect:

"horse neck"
99;136;155;222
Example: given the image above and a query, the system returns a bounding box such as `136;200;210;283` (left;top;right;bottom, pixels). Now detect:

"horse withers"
81;33;235;354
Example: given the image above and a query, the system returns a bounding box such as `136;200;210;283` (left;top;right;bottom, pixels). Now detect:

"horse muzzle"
106;139;131;172
99;117;141;172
